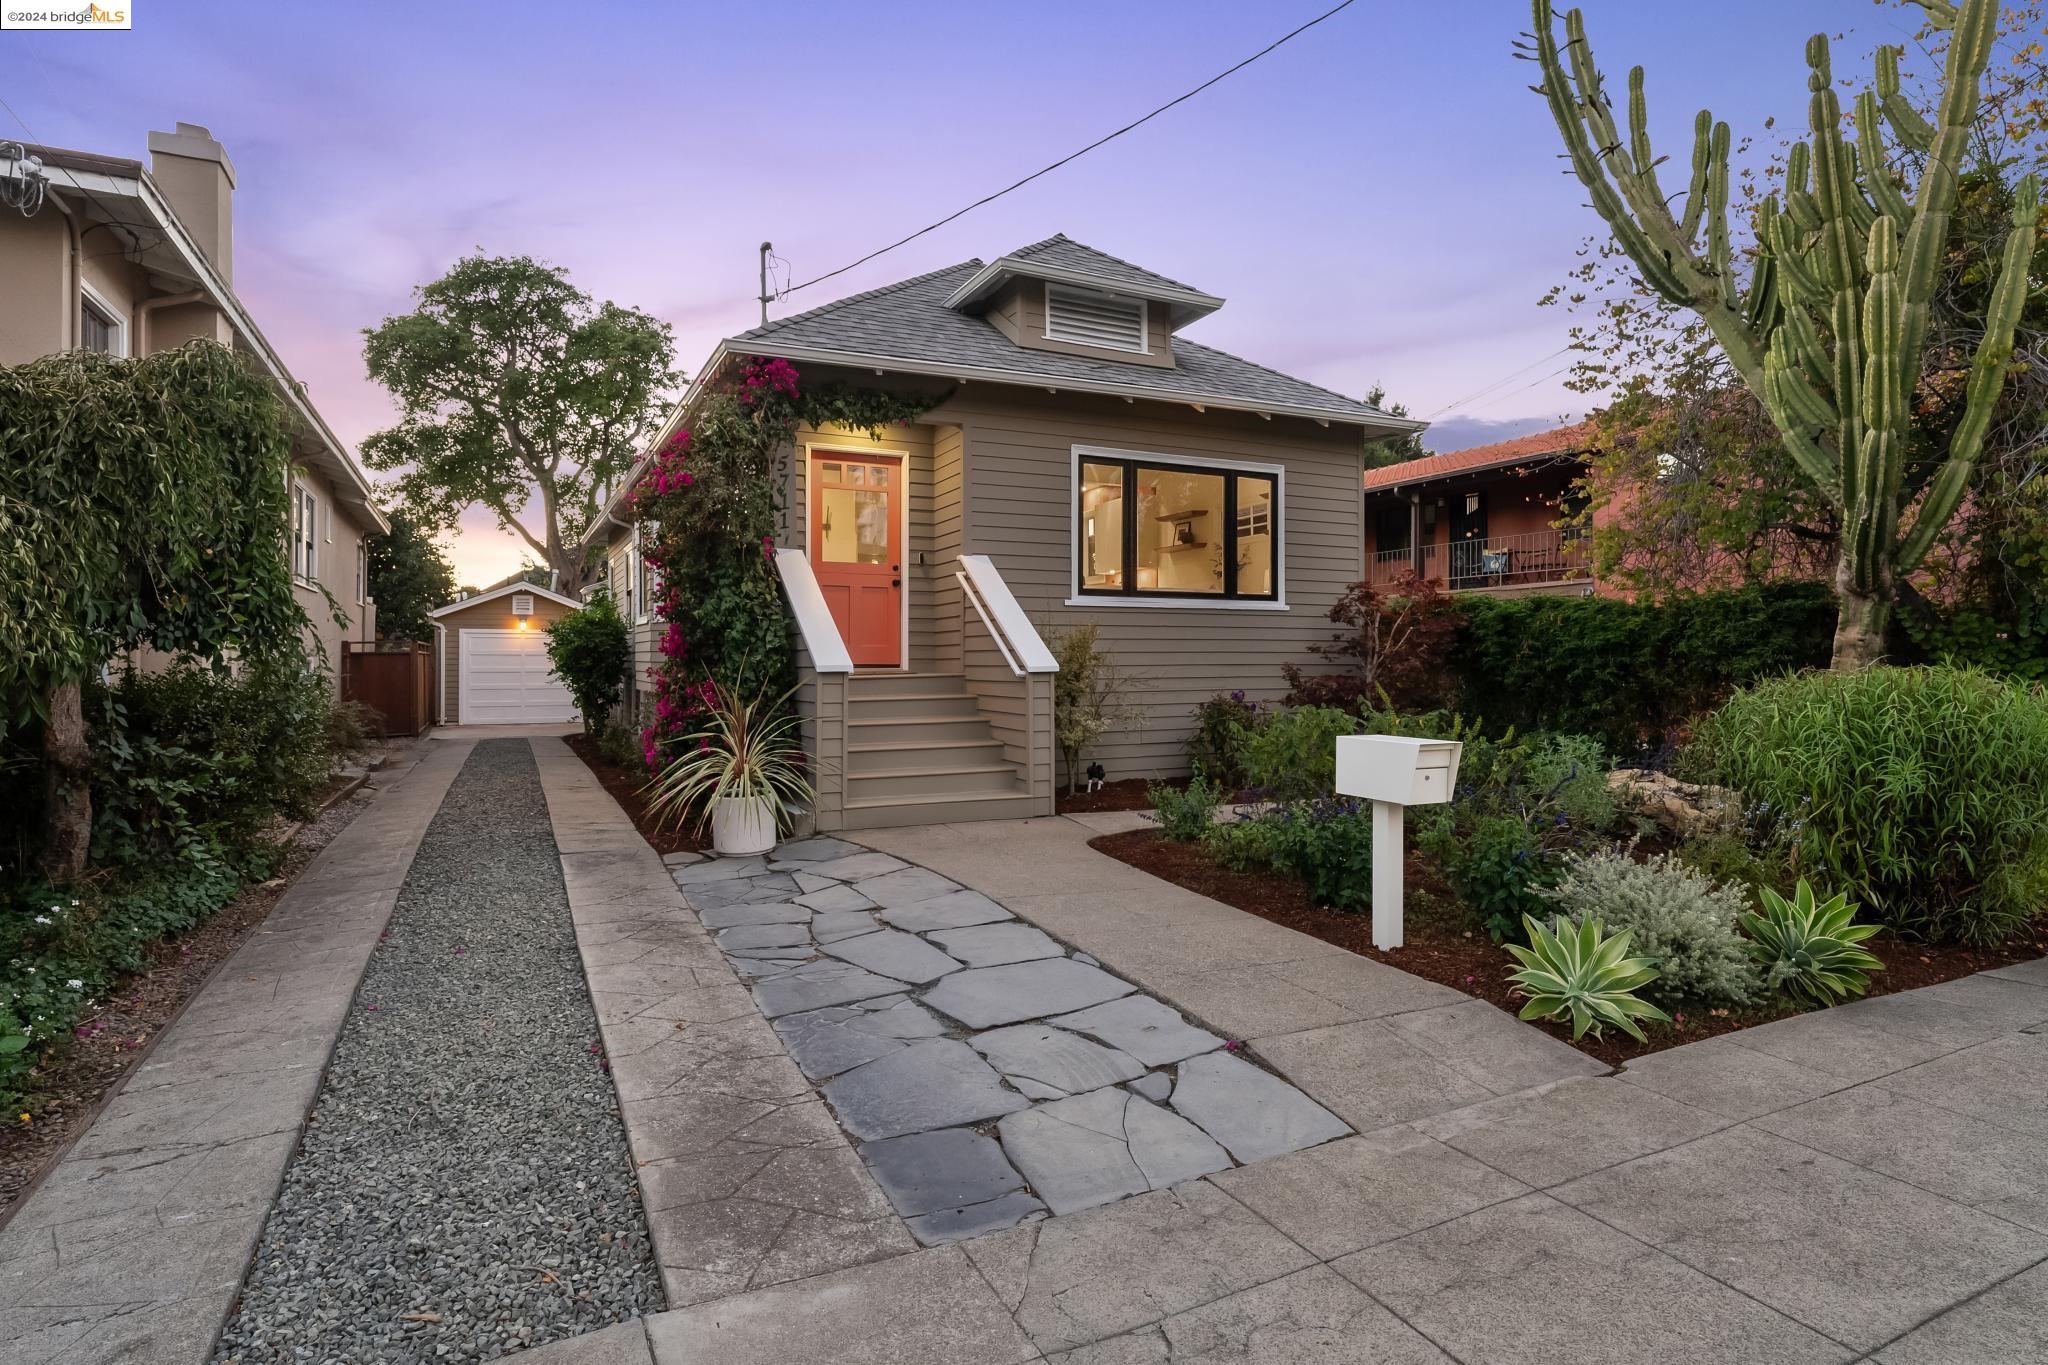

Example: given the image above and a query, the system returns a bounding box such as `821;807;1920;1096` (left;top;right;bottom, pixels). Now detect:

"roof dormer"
945;234;1223;370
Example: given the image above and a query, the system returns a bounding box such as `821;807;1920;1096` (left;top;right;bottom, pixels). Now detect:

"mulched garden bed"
563;731;707;856
1089;827;2048;1067
0;752;406;1214
1057;777;1183;815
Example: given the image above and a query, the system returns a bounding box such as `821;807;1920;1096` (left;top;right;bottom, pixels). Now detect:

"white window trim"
631;524;649;623
1044;282;1148;355
1066;443;1288;611
355;542;367;605
290;478;318;584
78;280;128;358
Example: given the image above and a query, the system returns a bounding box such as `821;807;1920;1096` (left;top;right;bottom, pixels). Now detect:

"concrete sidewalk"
0;740;473;1365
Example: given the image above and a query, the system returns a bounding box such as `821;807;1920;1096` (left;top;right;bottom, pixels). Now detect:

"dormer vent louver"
1045;284;1146;354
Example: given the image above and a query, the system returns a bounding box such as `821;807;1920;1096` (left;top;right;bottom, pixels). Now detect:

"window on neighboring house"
1045;283;1147;354
1077;451;1280;602
79;287;125;356
290;480;318;582
355;542;367;605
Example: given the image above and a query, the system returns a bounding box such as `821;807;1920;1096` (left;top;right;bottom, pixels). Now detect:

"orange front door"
810;453;902;667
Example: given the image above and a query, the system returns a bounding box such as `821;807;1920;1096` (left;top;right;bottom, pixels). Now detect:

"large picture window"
1077;451;1279;602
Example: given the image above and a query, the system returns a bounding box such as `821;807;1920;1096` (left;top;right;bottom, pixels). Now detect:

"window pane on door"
1236;475;1275;596
1079;462;1125;588
819;487;889;564
1136;467;1224;594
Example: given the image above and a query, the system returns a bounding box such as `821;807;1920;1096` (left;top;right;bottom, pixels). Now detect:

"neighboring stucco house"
584;235;1423;829
0;124;385;666
1363;421;1598;596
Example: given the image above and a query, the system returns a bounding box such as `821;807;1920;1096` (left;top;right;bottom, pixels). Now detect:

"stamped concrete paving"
0;742;472;1365
529;798;2048;1363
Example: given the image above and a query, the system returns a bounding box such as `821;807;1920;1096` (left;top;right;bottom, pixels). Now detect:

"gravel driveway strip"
214;740;660;1363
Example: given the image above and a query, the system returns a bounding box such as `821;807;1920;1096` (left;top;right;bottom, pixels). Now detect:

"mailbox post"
1334;735;1462;950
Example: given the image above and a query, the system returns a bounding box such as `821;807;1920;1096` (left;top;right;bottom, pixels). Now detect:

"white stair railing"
955;554;1057;678
772;548;854;674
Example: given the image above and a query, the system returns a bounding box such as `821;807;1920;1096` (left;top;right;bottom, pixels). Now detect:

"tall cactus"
1529;0;2040;667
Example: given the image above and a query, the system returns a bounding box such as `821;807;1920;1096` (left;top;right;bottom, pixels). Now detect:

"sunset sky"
5;0;1921;584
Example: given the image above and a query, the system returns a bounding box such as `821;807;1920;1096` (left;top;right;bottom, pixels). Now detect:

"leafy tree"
0;344;307;881
365;510;455;643
361;254;679;590
1283;573;1462;711
544;589;632;735
1362;384;1428;468
1531;0;2042;667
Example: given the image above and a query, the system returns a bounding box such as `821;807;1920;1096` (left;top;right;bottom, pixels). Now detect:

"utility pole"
758;242;773;326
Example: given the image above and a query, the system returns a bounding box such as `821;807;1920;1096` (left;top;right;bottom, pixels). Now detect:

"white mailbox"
1335;735;1465;952
1335;736;1461;807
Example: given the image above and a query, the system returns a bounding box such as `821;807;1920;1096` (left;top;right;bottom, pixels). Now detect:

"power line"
1438;361;1576;418
777;0;1360;300
1425;345;1573;418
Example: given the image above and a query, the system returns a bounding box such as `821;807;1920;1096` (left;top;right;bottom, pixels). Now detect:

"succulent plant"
1740;880;1885;1006
1506;914;1671;1043
1527;0;2042;667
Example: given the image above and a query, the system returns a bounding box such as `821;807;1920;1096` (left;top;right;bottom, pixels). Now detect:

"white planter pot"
710;795;778;857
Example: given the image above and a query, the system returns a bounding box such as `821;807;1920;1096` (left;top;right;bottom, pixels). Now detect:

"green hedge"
1451;583;1837;745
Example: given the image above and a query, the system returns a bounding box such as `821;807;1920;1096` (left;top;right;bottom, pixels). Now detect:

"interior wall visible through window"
1077;454;1278;602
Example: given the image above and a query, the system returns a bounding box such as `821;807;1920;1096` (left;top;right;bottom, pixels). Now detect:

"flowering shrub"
1205;798;1376;912
628;357;930;768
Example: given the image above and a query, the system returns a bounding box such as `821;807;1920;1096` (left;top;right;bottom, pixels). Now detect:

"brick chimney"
146;122;235;284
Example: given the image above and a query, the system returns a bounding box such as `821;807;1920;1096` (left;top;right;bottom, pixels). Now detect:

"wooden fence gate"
340;641;434;737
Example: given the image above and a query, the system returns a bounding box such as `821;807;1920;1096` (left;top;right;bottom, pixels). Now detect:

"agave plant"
1740;880;1884;1007
1506;914;1671;1042
643;680;814;834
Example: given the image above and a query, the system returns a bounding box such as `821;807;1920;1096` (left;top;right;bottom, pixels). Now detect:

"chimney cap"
147;121;236;187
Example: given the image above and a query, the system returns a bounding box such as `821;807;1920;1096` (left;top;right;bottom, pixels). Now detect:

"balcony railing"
1367;531;1589;591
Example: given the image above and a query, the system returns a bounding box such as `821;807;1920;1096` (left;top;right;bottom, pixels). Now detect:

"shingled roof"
729;240;1411;429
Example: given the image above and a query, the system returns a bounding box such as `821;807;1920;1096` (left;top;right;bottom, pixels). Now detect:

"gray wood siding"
924;388;1364;781
932;424;966;673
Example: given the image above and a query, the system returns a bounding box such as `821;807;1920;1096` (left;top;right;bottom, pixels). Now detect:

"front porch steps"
841;671;1034;829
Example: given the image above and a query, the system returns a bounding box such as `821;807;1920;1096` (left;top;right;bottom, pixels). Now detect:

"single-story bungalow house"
582;235;1425;829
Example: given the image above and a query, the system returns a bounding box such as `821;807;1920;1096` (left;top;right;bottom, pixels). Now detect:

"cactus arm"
1744;252;1781;332
1851;216;1908;583
1706;120;1739;309
1855;91;1912;223
1875;46;1937;153
1897;175;2044;569
1625;68;1673;228
1530;0;1769;396
1909;0;1959;29
1786;142;1825;232
1897;0;2000;376
1761;352;1848;492
1678;109;1714;244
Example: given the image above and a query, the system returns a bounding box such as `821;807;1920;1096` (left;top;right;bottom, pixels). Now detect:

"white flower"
34;916;50;925
66;979;84;990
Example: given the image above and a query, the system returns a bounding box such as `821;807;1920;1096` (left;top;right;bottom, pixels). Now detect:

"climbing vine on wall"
630;356;934;767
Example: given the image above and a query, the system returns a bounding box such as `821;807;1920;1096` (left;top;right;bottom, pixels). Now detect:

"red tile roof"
1365;419;1597;491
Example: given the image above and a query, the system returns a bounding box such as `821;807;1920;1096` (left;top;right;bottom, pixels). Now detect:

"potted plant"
645;680;813;856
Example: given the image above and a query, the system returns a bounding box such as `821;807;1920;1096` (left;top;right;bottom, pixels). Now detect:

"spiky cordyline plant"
643;680;814;835
1740;880;1885;1006
1528;0;2042;669
1506;914;1671;1042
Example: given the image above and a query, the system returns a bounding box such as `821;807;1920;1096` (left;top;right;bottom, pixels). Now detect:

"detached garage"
430;582;585;726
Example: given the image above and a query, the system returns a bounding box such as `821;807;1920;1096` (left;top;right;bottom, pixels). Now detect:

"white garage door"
459;629;578;725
